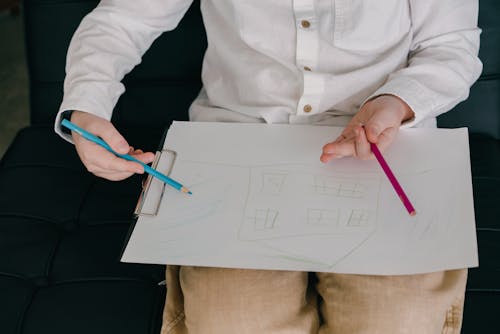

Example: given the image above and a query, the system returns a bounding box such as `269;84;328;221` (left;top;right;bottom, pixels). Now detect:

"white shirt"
55;0;482;141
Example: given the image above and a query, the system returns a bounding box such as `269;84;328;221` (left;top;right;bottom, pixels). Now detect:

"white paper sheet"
121;121;478;275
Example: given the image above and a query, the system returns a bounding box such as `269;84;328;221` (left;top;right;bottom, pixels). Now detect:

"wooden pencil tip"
410;211;416;216
181;187;192;195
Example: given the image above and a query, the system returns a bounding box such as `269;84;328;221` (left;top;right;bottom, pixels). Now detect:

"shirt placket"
293;0;324;117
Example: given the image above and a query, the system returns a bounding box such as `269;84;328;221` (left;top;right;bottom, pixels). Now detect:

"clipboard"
119;126;179;263
133;148;178;217
120;122;478;275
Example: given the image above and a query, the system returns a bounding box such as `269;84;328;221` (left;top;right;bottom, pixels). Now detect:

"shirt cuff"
54;80;122;142
362;76;437;128
54;100;114;144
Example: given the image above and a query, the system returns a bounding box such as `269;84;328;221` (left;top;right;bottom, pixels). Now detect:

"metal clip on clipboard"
134;149;177;217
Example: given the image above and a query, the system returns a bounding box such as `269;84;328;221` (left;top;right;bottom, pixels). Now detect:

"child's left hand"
320;94;414;162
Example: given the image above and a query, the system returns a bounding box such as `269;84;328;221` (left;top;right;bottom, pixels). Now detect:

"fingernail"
118;141;129;151
370;125;381;137
323;154;343;160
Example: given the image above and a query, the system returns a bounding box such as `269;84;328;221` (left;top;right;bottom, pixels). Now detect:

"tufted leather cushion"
461;134;500;332
1;0;499;333
0;126;166;334
23;0;206;134
437;0;500;139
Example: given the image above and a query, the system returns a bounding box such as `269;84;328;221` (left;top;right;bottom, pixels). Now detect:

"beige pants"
161;266;467;334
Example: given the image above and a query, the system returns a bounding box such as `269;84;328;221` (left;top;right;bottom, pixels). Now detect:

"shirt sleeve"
364;0;483;128
54;0;194;142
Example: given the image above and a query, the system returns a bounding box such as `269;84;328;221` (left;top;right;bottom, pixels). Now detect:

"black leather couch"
1;1;498;333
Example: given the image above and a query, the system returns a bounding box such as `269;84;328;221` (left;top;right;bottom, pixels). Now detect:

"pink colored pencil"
370;142;416;216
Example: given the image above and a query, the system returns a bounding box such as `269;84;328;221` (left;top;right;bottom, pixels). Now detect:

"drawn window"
347;209;371;227
261;173;287;194
314;176;364;198
307;209;339;227
248;209;279;230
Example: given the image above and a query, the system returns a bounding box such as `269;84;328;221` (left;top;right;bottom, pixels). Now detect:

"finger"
340;126;357;141
320;133;347;162
374;126;399;153
75;141;136;172
363;110;400;144
108;156;145;174
90;122;130;154
334;134;346;143
321;138;356;159
355;126;372;160
363;121;384;144
130;152;155;164
86;161;143;176
80;141;154;174
92;154;144;174
93;170;136;181
320;153;344;163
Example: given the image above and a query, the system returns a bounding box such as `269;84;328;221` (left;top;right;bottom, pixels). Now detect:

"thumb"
363;121;383;144
94;121;130;154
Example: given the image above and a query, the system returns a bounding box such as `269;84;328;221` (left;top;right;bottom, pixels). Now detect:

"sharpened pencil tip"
181;187;192;195
410;211;416;216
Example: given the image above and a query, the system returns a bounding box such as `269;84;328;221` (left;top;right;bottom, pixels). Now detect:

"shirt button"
303;104;312;113
303;66;312;71
301;20;311;29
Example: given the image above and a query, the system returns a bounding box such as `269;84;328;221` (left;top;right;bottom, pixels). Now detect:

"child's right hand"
69;111;155;181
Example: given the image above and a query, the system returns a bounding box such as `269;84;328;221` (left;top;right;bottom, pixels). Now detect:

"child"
55;1;482;333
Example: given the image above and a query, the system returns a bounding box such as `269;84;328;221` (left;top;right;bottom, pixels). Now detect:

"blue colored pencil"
61;119;192;195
